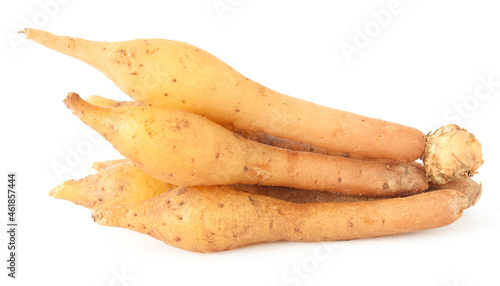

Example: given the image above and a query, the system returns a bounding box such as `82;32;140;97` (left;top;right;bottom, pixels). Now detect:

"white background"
1;1;500;285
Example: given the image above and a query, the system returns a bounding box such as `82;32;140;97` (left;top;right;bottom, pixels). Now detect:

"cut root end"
423;124;483;184
48;185;62;198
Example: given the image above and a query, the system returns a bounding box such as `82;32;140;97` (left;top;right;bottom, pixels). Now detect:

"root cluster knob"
423;124;483;184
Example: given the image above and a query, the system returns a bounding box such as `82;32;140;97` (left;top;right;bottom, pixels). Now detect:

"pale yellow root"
88;159;479;207
23;28;426;161
89;159;381;204
86;95;425;171
92;186;467;252
65;93;428;197
50;162;177;210
86;95;367;160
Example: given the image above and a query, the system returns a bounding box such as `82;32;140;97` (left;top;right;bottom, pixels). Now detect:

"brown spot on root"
248;196;255;203
118;49;128;57
163;93;168;96
383;183;389;189
235;108;240;112
130;72;137;75
174;237;181;242
216;153;220;159
338;178;342;183
179;57;187;69
244;166;249;172
294;227;301;233
218;203;224;208
172;78;177;83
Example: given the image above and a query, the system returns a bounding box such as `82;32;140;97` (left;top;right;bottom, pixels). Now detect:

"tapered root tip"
64;92;99;116
49;184;62;198
64;92;81;109
423;124;484;184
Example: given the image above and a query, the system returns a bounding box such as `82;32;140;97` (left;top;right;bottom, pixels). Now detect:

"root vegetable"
429;178;482;208
86;95;425;170
50;162;176;210
52;160;382;209
22;28;425;161
85;95;363;159
66;159;482;207
92;185;467;252
423;124;483;184
64;92;427;197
